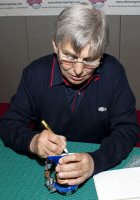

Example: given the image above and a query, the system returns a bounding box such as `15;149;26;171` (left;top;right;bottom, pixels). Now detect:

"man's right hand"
29;130;67;158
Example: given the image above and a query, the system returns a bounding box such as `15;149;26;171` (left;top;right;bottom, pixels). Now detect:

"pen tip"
64;148;68;154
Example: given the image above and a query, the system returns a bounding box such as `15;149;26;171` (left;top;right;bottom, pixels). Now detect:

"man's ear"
52;40;58;54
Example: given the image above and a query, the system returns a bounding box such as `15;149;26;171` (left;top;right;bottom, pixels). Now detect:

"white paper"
93;167;140;200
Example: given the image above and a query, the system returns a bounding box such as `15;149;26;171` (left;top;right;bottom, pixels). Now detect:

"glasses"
59;52;101;69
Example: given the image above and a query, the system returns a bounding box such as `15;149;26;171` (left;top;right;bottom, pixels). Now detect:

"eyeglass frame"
57;49;101;69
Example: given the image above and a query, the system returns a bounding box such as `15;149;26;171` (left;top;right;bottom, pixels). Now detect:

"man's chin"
67;75;86;84
68;78;85;85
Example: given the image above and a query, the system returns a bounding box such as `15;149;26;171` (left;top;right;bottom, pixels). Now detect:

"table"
0;139;140;200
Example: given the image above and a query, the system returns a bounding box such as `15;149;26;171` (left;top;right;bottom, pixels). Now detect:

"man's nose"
73;60;84;76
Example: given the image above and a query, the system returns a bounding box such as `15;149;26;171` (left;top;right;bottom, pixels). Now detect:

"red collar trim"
63;74;100;90
50;57;56;87
63;78;71;86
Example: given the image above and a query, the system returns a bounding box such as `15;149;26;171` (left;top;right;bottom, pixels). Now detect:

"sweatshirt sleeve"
89;61;140;175
0;66;39;154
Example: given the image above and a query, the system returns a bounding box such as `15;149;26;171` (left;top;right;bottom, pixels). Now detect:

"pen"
41;120;68;154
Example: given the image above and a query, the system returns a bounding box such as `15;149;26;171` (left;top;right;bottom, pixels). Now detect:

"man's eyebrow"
84;56;95;61
62;48;97;61
62;49;77;56
62;49;93;59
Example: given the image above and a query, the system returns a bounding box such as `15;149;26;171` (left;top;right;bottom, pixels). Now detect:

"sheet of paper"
93;167;140;200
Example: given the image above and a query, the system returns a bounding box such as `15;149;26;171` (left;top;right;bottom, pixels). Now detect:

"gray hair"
53;3;109;59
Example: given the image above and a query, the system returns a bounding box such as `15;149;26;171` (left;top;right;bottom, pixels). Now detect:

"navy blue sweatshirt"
0;53;139;175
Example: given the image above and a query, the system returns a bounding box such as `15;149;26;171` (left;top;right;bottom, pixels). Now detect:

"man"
0;3;139;186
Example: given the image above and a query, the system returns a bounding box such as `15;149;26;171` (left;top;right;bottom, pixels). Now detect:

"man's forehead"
60;41;93;58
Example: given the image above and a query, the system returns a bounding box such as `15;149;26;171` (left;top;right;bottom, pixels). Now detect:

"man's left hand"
55;153;94;185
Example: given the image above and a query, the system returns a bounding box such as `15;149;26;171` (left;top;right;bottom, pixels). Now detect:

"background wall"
0;15;140;109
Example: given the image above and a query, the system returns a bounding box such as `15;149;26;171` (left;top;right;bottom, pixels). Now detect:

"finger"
58;170;84;179
59;153;82;164
47;132;67;153
37;143;56;158
56;162;81;172
38;141;64;157
41;130;66;147
67;175;87;185
46;139;65;155
47;131;66;146
36;133;59;157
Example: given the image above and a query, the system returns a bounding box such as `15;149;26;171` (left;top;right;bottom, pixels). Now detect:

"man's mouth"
69;74;85;81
